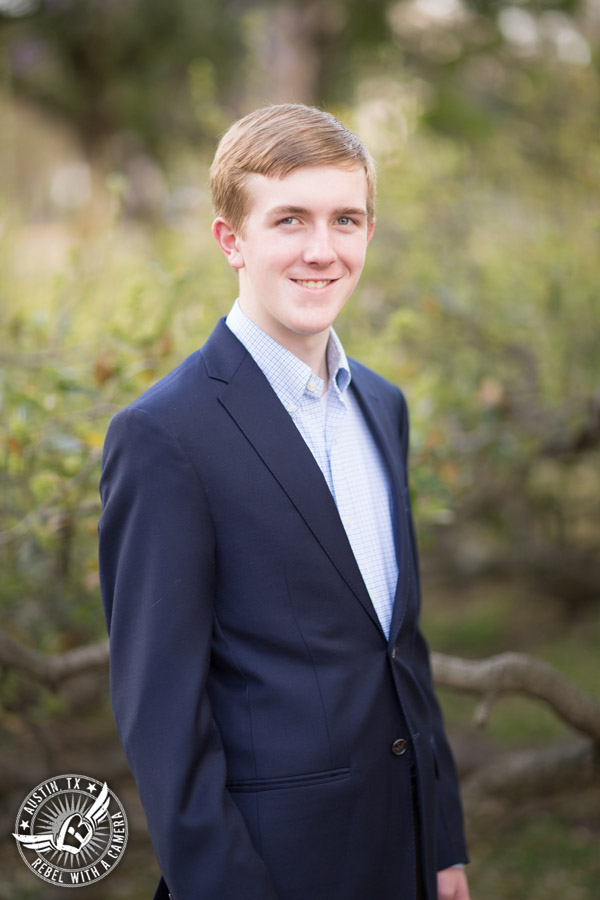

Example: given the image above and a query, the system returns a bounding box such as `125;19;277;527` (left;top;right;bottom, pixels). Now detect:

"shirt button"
391;738;408;756
307;380;317;392
286;402;296;413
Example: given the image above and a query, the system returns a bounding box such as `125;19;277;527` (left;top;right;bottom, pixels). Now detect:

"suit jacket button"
391;738;408;756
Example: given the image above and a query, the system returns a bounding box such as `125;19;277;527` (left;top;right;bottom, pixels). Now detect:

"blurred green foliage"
0;1;599;896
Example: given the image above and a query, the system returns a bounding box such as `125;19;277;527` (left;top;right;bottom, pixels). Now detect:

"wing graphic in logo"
11;831;55;852
85;781;110;827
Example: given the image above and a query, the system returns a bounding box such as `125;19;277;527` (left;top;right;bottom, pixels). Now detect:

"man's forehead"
244;165;368;215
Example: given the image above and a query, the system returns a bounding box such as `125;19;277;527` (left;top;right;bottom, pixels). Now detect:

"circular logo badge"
13;774;128;888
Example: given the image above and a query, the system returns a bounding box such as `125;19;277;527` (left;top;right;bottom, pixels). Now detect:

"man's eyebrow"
267;205;310;217
267;205;368;219
332;207;368;219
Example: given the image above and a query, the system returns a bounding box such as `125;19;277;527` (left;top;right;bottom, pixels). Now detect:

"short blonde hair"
210;104;376;234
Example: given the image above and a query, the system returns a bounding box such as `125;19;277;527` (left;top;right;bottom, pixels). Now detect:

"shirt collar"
327;327;351;397
225;299;351;413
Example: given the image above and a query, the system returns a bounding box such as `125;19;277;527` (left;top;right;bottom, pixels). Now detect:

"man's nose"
302;226;337;266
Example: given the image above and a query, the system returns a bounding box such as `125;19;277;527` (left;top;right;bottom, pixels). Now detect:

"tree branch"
0;629;108;689
3;629;599;747
431;651;600;742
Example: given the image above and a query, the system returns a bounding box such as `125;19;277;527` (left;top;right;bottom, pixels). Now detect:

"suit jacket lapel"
203;321;383;635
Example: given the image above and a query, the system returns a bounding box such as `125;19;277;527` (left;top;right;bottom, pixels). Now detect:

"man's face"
217;165;374;351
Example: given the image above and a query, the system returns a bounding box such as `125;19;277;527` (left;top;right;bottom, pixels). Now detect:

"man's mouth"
292;279;337;289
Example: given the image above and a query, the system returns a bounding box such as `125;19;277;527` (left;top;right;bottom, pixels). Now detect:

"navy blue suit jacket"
99;319;468;900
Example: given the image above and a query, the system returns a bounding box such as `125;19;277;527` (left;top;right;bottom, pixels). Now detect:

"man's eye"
278;217;298;226
337;217;352;226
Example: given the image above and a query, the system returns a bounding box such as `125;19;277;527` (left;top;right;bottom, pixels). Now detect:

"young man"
99;104;470;900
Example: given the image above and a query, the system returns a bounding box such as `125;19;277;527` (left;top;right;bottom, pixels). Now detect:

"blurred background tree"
1;0;599;897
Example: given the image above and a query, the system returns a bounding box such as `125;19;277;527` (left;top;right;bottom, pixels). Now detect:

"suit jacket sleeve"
399;391;469;871
99;407;280;899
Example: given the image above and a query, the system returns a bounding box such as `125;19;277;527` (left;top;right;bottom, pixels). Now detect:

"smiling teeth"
295;280;331;289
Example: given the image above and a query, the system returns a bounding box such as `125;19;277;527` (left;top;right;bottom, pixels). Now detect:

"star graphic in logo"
87;783;97;794
20;820;29;831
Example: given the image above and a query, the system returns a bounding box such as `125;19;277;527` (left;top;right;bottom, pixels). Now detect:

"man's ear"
211;217;245;270
367;218;376;244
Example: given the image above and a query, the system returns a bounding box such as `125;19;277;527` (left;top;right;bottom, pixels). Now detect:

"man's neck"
279;330;329;381
238;301;330;380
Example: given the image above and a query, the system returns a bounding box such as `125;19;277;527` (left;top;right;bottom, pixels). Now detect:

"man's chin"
285;320;334;339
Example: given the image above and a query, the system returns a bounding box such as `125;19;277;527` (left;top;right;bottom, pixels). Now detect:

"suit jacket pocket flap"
227;767;351;793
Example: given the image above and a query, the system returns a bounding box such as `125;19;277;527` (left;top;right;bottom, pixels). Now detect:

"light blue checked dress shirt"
226;300;399;637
